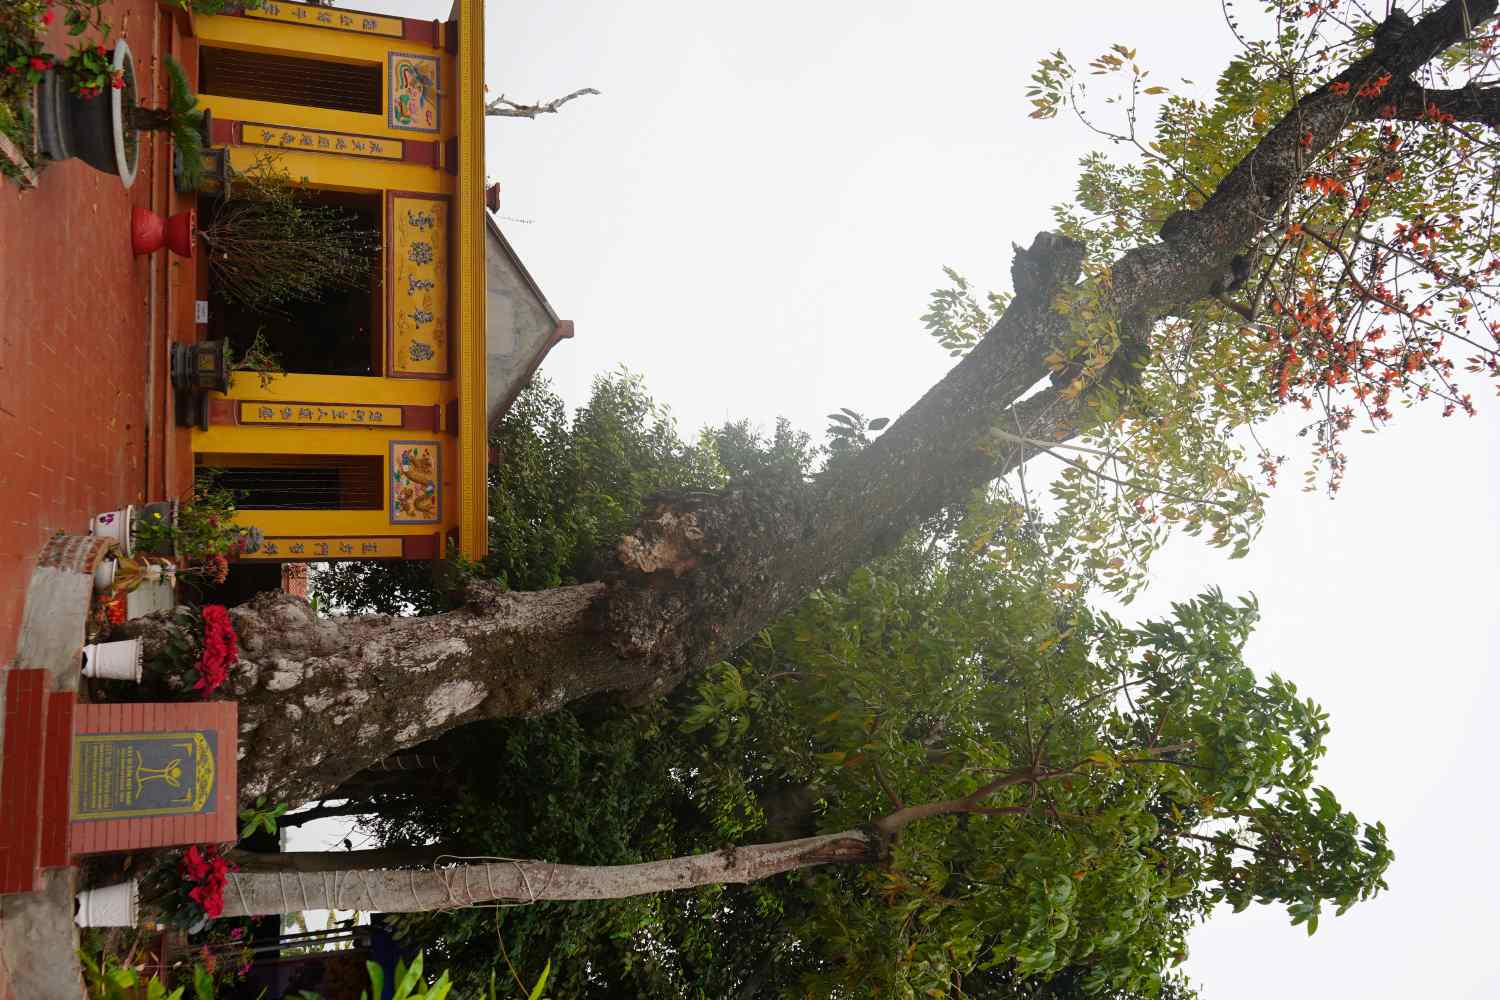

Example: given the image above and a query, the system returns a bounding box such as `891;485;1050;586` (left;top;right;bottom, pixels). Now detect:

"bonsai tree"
127;55;205;188
195;154;380;312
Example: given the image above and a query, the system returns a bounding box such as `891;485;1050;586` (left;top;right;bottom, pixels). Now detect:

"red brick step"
0;669;50;893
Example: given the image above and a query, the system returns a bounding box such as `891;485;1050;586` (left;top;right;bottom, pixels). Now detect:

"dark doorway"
203;189;383;378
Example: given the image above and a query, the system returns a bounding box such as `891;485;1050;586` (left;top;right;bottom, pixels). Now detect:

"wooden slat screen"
200;46;381;116
203;456;384;511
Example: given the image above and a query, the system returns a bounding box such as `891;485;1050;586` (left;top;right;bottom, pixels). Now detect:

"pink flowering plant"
59;40;123;100
133;479;263;585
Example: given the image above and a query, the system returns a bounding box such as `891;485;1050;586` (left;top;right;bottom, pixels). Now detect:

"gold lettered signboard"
245;1;404;37
239;401;403;427
242;537;405;560
388;192;449;378
242;123;403;161
72;731;217;821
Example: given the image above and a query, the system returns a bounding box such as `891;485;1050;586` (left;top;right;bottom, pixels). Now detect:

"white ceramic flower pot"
82;638;143;682
93;559;117;593
90;505;136;556
75;879;138;927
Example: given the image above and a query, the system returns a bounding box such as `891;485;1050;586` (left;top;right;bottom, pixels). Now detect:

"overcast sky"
341;3;1500;996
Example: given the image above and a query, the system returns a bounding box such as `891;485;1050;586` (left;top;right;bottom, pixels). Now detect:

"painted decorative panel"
246;1;404;37
389;440;442;525
242;123;403;160
388;51;440;132
388;192;450;377
239;401;403;427
243;537;405;560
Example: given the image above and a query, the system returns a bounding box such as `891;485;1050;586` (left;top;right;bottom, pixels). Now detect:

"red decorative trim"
206;397;237;426
444;398;460;435
209;116;237;146
405;533;441;559
402;141;440;166
158;0;195;38
442;137;459;176
405;404;440;432
444;18;460;54
402;18;440;46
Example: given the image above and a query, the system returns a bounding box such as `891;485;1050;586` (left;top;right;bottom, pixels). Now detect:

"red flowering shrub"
194;605;239;696
179;843;235;919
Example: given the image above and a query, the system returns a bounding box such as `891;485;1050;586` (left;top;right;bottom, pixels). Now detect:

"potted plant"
37;48;206;190
133;479;261;565
139;602;241;697
196;153;379;314
35;38;138;186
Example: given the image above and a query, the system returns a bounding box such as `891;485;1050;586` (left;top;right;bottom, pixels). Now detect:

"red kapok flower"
41;10;54;24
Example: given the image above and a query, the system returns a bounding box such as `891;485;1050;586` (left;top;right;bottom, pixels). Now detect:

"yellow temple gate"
182;0;570;566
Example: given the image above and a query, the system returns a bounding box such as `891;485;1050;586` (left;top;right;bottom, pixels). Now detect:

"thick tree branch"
1389;83;1500;126
485;87;601;119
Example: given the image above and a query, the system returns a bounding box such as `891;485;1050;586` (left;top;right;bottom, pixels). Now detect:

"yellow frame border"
456;0;487;559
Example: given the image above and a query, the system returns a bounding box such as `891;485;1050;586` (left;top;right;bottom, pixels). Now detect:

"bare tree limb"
485;87;601;119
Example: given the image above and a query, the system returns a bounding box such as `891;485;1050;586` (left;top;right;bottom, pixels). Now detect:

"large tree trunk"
125;0;1494;809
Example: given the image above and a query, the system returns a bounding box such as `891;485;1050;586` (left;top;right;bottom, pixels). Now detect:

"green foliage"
121;56;206;187
677;554;1390;998
80;950;189;1000
921;265;1013;357
364;521;1386;998
315;370;816;614
823;406;889;462
225;328;285;389
364;951;454;1000
238;795;289;838
969;2;1500;595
